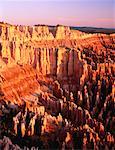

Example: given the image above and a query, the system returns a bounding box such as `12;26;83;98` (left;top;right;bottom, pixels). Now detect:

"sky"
0;0;115;28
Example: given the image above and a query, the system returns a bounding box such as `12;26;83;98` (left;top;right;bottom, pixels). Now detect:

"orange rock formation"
0;22;114;149
0;22;114;103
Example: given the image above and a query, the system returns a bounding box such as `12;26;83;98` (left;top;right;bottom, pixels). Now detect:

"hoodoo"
0;22;114;149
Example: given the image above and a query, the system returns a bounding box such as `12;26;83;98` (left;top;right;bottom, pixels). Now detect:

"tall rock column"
14;42;20;62
40;48;45;74
36;48;42;72
63;50;69;77
46;48;50;75
49;48;57;76
57;48;66;78
68;49;74;76
43;48;47;75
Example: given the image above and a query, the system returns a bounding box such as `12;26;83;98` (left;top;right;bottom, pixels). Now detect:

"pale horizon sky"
0;0;115;28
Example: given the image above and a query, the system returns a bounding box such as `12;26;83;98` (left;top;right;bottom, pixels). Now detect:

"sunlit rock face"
0;24;114;68
0;22;114;99
0;22;114;149
0;64;40;103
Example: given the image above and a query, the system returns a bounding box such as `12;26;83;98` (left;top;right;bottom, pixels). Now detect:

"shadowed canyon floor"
0;22;115;149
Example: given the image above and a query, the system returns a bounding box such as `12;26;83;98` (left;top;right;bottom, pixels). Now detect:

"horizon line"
1;21;115;29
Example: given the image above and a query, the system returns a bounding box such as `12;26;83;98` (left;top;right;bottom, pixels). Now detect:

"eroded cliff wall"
0;64;40;103
0;23;114;76
0;23;114;101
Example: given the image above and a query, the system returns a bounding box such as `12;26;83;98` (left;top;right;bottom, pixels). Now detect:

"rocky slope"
0;23;114;95
0;22;114;149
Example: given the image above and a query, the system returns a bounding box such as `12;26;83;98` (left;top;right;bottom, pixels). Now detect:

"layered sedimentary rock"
0;23;114;77
0;22;114;100
0;22;114;149
0;64;40;103
0;23;114;68
0;22;114;103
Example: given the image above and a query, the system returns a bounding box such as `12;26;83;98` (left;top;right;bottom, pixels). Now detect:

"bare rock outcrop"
0;64;40;103
0;22;114;150
0;22;114;101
